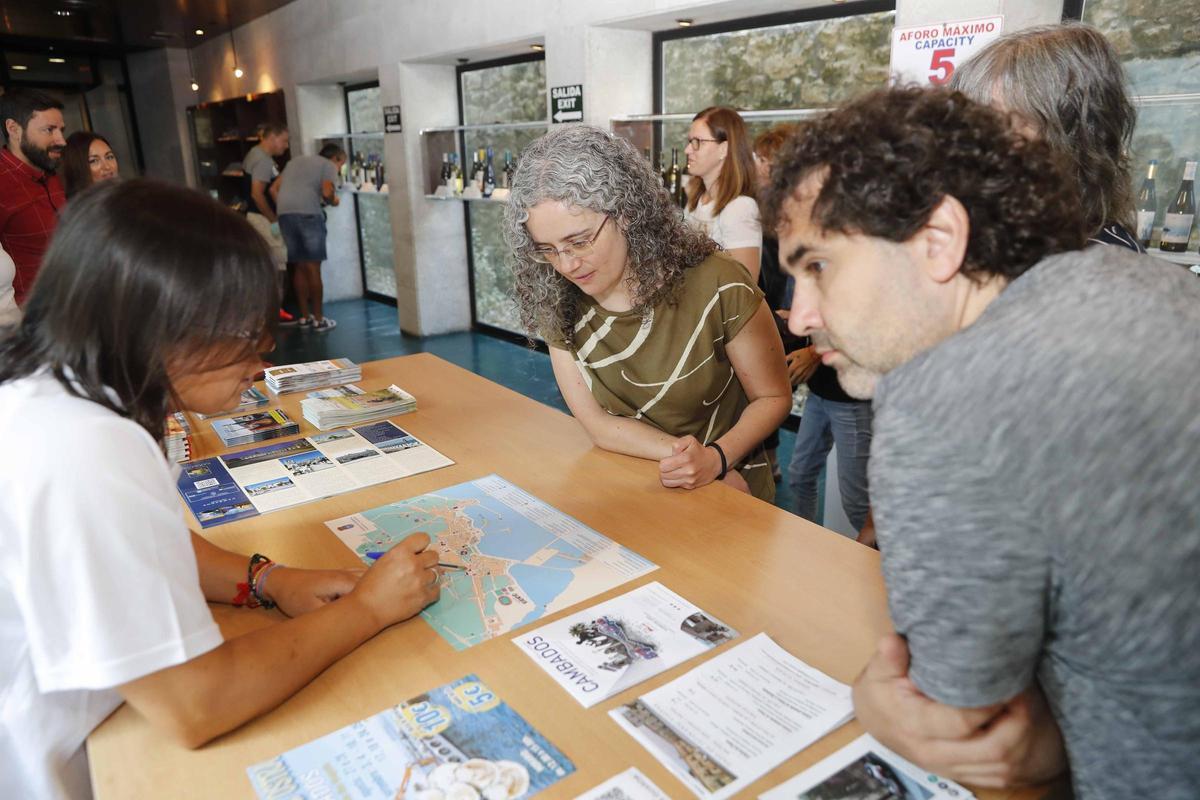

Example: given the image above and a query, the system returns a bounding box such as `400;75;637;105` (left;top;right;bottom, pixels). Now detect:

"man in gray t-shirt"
764;87;1199;798
273;143;346;332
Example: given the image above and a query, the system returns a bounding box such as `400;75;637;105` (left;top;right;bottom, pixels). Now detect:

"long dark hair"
0;179;278;441
62;131;114;198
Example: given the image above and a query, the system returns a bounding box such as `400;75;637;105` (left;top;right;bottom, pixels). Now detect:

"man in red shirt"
0;89;67;305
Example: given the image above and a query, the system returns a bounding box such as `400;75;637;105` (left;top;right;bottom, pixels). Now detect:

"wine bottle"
1160;160;1196;253
667;147;681;201
678;160;690;208
1134;160;1157;248
453;154;463;195
659;151;669;190
474;149;486;191
501;150;514;189
482;147;496;198
440;153;450;186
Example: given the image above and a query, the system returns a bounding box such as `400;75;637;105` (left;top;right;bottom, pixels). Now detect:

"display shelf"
419;121;548;196
1146;247;1200;267
424;194;508;203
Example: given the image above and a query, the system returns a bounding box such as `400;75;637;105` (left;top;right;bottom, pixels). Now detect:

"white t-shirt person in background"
0;179;441;800
0;244;20;326
682;106;763;283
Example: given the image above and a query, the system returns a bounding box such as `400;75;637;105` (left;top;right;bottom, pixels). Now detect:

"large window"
459;56;547;334
656;3;895;148
344;82;397;300
1076;0;1200;248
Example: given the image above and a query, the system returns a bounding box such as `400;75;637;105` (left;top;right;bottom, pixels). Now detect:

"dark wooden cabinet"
188;90;288;210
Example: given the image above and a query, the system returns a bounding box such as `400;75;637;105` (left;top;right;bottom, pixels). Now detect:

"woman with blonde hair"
504;126;791;502
683;106;762;282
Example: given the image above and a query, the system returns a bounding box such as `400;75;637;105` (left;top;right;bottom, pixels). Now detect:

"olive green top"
547;252;773;501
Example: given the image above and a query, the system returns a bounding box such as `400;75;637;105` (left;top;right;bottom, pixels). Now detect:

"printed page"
576;767;672;800
309;428;407;485
176;458;257;526
246;674;574;800
758;734;974;800
513;582;738;707
609;633;853;800
220;439;321;512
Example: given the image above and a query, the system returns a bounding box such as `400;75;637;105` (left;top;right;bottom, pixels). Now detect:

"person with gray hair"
504;126;791;502
950;22;1142;251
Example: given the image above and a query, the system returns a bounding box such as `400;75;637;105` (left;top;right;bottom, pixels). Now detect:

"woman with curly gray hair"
504;126;791;502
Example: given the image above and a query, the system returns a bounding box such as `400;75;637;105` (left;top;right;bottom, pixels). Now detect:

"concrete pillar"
385;62;471;336
545;24;653;128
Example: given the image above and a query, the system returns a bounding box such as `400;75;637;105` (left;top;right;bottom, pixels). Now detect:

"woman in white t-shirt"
0;180;441;800
0;244;19;326
682;106;762;283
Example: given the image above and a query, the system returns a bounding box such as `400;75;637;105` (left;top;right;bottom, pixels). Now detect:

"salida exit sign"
551;84;583;123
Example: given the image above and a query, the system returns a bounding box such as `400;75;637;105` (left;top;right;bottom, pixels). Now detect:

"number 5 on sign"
889;15;1004;87
929;48;955;84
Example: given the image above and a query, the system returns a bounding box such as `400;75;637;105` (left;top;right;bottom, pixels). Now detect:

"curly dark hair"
505;126;717;346
761;87;1088;284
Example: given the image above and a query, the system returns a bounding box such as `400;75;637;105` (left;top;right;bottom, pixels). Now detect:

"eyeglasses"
686;137;721;149
530;216;610;264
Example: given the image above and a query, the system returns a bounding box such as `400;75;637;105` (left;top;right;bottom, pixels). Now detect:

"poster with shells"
247;675;574;799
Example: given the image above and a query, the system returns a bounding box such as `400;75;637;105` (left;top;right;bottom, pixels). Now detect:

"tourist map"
326;474;657;649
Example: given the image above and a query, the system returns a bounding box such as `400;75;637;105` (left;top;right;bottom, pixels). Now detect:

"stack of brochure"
211;409;300;447
196;386;269;420
264;358;361;394
300;383;416;430
164;412;192;463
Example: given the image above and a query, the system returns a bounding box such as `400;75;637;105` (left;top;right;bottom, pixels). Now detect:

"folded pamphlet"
196;386;269;419
610;633;854;800
210;408;300;447
164;411;192;464
300;383;416;430
246;674;574;800
758;734;974;800
264;358;361;394
513;581;737;707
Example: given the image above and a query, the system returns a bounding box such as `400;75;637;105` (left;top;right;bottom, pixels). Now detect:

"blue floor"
274;298;802;512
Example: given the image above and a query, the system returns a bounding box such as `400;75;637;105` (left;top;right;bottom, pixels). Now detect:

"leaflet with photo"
301;382;417;429
609;633;854;800
575;767;672;800
195;386;269;419
759;734;974;800
265;357;361;394
513;582;737;707
177;420;453;527
210;408;299;447
246;674;574;800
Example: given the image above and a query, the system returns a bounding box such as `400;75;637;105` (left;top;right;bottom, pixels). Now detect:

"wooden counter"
87;353;1044;799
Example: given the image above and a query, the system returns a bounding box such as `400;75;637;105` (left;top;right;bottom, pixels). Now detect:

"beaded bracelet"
232;553;277;609
252;561;282;610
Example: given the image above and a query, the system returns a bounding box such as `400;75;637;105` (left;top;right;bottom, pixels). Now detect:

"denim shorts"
278;213;327;262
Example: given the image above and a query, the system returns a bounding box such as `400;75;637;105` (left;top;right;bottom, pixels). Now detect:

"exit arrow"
553;109;583;123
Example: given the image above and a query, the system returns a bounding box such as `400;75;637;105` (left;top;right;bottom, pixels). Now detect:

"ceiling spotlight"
56;9;72;16
456;57;469;64
233;66;244;78
530;44;544;52
11;65;27;71
676;19;694;27
190;80;199;91
195;28;204;35
49;57;66;64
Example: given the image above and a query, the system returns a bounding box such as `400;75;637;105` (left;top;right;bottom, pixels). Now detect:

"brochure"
326;474;658;650
609;633;854;800
164;411;192;464
513;582;737;707
177;420;453;527
265;357;361;394
210;408;300;447
301;382;417;430
246;674;575;800
575;768;672;800
759;734;974;800
195;386;269;419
